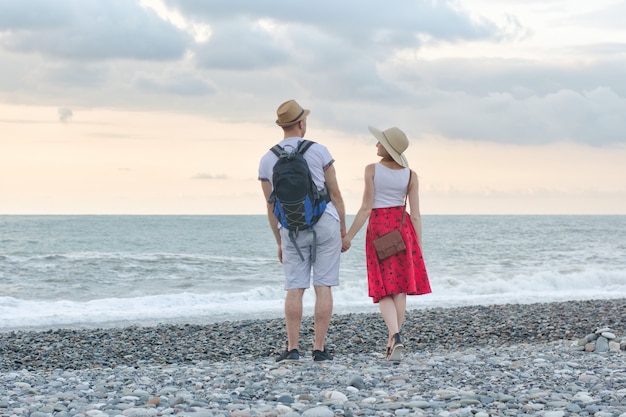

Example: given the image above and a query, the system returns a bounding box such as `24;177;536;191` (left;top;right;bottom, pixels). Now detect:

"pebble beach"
1;299;625;417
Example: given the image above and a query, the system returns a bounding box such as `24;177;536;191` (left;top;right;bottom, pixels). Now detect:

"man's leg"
310;213;340;353
285;288;304;351
313;285;333;351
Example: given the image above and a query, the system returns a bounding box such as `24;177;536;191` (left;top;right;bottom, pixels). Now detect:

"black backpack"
269;140;330;261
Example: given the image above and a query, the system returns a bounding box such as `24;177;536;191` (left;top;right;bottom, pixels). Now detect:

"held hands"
341;237;352;252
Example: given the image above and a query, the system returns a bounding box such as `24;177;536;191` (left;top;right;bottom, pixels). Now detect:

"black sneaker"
275;349;299;362
312;348;333;362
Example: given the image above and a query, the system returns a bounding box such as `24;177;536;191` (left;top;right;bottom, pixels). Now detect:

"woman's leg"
393;293;407;332
379;296;399;352
380;294;407;334
380;294;407;360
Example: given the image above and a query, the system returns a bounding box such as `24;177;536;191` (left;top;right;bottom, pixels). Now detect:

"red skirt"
366;207;431;303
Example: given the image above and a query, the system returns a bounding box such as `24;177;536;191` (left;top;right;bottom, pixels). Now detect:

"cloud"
0;0;189;60
165;0;510;75
0;0;68;29
424;87;626;146
44;63;110;88
566;43;626;57
163;0;505;45
192;173;227;180
58;107;73;123
194;20;289;71
567;0;626;29
0;0;625;147
134;71;216;96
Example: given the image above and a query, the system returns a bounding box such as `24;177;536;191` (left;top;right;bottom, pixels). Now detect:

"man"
258;99;346;362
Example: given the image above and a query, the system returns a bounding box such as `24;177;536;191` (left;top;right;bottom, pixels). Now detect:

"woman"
342;126;431;361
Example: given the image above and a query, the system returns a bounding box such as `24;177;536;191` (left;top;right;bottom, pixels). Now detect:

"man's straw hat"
276;99;310;127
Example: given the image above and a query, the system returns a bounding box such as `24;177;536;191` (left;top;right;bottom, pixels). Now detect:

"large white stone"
601;331;616;339
544;411;565;417
302;406;334;417
324;390;348;402
573;392;595;403
123;408;158;417
609;341;621;353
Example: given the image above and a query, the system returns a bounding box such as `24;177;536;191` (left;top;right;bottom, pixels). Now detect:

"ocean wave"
2;215;625;331
1;266;625;331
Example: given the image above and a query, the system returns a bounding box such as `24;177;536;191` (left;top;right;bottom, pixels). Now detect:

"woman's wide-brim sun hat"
368;126;409;167
276;99;310;127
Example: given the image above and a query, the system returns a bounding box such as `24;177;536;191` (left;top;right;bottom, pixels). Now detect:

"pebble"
0;299;624;416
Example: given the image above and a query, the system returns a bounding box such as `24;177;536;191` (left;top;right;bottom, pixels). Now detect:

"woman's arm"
407;170;423;248
342;164;376;250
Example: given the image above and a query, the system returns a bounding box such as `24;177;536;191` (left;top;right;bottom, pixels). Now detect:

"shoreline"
1;298;623;372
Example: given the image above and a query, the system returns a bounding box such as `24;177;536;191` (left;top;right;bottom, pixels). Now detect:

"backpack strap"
296;140;315;154
269;140;314;157
288;229;315;262
296;140;331;203
270;144;283;157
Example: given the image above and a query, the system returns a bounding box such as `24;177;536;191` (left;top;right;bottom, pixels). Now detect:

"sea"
1;215;625;332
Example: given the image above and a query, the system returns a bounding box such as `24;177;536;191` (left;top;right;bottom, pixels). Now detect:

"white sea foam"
1;215;625;331
1;267;624;331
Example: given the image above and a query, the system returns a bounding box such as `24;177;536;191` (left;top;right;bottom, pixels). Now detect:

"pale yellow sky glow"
1;0;625;214
2;103;624;214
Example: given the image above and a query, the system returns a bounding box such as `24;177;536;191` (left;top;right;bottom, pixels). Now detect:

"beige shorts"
280;212;341;290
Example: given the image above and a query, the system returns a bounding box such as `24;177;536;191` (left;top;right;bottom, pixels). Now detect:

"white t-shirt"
258;137;339;221
372;163;411;208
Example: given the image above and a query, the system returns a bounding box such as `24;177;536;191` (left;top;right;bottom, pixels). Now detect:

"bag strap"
400;170;412;226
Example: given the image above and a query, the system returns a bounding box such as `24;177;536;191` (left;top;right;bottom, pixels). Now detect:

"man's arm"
261;179;283;262
323;164;346;237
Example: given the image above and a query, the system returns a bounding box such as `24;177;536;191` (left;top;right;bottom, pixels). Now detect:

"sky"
1;0;625;215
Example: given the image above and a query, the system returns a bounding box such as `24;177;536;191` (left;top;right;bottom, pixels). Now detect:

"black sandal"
387;332;404;362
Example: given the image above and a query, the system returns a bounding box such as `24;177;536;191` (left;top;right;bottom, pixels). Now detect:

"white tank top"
372;164;410;208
